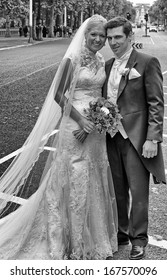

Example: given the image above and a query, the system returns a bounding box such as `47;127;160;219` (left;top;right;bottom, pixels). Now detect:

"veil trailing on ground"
0;15;107;217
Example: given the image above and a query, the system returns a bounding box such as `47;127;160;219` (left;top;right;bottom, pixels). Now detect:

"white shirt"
107;47;133;138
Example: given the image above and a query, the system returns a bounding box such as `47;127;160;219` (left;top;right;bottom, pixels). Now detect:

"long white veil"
0;15;107;217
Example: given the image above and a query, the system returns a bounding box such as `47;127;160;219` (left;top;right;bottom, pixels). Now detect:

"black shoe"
118;239;130;246
129;245;145;260
106;256;113;260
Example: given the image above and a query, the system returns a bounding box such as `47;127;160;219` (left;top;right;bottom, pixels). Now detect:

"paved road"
0;38;70;87
0;37;71;172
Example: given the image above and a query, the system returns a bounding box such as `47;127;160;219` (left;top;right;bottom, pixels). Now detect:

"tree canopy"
0;0;135;21
0;0;140;37
148;0;167;24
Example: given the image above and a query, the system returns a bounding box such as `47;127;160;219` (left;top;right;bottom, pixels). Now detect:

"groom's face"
107;26;132;58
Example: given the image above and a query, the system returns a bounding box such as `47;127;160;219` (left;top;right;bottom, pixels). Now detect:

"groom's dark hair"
105;16;132;37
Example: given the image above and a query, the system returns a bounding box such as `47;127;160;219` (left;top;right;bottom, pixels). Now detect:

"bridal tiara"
88;14;107;24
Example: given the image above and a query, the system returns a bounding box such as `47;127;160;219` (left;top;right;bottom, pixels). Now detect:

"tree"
48;0;56;37
0;0;140;38
0;0;29;36
149;0;167;25
0;0;27;37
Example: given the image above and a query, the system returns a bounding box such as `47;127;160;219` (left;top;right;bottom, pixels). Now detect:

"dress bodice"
72;46;106;115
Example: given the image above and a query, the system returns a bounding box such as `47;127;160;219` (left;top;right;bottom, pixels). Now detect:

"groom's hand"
142;140;158;158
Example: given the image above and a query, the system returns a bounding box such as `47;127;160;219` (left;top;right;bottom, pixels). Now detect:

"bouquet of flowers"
73;97;122;143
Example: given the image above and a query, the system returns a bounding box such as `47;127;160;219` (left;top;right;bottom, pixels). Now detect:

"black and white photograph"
0;0;167;279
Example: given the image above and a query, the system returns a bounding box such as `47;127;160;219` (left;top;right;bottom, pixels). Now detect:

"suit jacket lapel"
117;49;138;99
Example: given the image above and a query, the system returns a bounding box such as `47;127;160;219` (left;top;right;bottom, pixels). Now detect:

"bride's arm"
54;57;72;107
54;58;94;133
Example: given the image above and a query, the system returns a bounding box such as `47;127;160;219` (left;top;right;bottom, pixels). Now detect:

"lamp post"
28;0;33;43
81;9;83;25
64;6;67;27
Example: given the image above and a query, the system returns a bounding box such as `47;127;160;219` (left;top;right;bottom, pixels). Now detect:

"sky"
131;0;155;6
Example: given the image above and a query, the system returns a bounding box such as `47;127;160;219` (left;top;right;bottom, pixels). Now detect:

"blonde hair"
85;14;107;34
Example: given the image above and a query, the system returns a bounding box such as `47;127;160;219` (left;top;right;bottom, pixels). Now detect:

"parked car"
158;25;165;31
137;23;141;28
149;26;158;32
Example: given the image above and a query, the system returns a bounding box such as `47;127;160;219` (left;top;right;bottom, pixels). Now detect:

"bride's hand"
78;117;94;133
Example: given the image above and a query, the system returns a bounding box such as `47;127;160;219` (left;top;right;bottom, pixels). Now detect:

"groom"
103;16;166;260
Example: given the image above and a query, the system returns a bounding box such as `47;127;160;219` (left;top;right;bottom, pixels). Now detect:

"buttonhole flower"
119;67;130;77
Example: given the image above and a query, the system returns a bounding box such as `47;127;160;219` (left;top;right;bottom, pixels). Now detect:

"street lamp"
81;9;83;25
28;0;33;43
64;6;67;27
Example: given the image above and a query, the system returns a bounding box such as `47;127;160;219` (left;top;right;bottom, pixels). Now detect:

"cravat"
107;48;133;139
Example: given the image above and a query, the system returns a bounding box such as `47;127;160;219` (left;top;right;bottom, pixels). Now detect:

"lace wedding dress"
0;47;118;260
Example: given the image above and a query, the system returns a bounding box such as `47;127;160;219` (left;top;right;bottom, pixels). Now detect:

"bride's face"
85;24;106;53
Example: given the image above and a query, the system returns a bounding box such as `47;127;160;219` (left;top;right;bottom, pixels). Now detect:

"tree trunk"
36;0;43;40
5;15;11;37
48;2;55;38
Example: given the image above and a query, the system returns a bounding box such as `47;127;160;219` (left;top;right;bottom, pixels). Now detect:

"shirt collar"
114;47;133;62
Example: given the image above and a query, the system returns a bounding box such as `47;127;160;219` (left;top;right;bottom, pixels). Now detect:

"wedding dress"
0;47;117;260
0;16;118;260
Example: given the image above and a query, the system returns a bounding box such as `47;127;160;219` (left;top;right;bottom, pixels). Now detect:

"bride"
0;14;118;260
